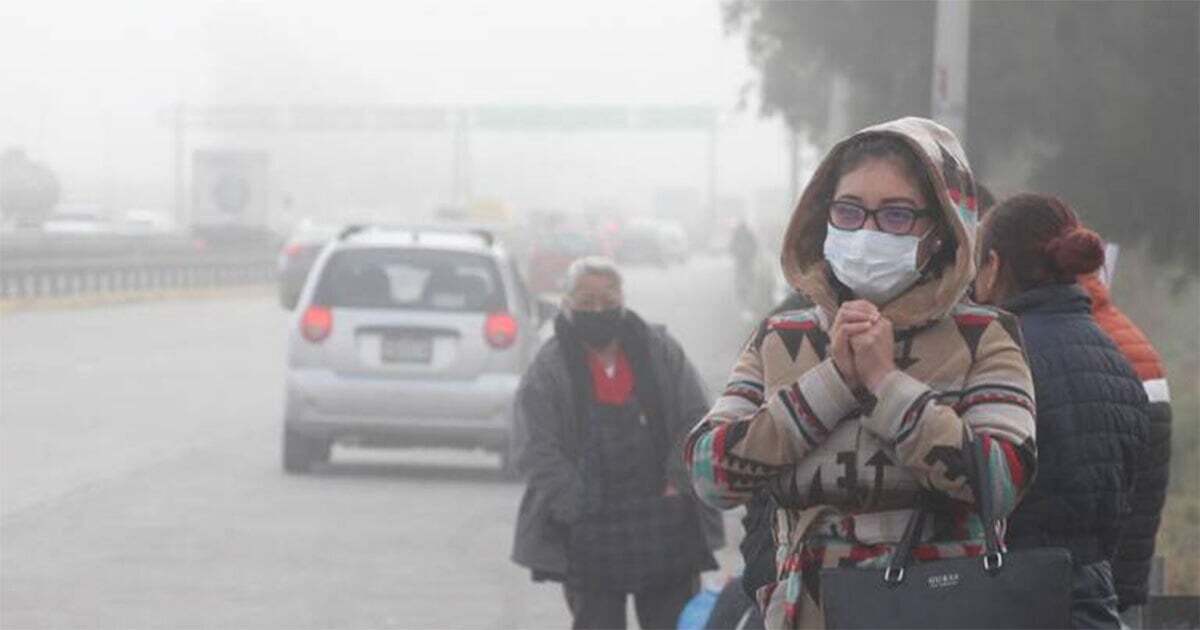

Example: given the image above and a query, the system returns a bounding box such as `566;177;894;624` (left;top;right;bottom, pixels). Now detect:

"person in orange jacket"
1078;272;1172;615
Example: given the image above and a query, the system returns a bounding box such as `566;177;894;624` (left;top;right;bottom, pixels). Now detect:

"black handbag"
820;444;1073;629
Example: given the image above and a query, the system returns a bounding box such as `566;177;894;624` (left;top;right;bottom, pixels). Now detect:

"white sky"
0;0;792;223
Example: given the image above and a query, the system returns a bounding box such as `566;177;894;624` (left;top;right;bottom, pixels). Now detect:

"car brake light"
484;311;518;349
301;305;332;343
284;243;305;257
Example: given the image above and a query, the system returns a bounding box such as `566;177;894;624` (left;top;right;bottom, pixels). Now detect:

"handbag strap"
883;494;929;584
884;435;1005;583
969;433;1004;569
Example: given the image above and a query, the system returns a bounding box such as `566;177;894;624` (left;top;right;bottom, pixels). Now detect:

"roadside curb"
0;285;275;315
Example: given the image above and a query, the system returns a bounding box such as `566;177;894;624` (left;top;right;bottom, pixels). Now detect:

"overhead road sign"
172;104;717;132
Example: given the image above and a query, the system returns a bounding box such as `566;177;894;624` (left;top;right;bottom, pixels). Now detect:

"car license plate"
381;335;432;363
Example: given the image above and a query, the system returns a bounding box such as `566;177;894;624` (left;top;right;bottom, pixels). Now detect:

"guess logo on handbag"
926;572;961;590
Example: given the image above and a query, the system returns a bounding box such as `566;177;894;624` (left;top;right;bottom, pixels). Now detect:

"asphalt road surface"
0;255;758;629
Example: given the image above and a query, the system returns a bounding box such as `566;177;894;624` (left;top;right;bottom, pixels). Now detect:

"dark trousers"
563;574;698;630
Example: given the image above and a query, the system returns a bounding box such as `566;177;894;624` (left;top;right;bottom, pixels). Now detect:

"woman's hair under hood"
833;134;938;203
980;193;1104;292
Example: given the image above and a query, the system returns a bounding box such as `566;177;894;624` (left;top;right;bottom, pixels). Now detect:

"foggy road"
2;0;1194;624
1;255;755;629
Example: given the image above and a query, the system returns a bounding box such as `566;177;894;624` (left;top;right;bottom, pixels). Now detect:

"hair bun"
1046;227;1104;276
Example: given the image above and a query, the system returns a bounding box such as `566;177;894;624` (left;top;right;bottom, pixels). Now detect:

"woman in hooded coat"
685;117;1037;629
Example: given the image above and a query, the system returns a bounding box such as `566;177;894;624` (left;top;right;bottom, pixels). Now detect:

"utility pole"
930;0;971;141
450;109;470;207
173;102;186;228
826;73;850;146
787;124;800;204
706;116;718;226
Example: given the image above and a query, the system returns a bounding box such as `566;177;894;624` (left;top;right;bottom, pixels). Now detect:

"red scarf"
586;348;633;405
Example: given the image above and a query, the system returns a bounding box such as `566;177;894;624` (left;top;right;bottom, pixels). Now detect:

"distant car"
282;224;553;475
526;230;601;294
615;219;689;266
40;205;113;235
657;220;690;264
191;223;282;252
278;221;342;309
112;210;175;235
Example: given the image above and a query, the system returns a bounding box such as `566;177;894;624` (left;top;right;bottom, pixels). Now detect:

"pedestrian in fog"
731;218;759;303
686;117;1037;628
511;256;724;629
973;193;1149;628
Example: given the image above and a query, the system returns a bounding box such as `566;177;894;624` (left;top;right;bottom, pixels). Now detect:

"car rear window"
314;248;506;312
548;232;596;256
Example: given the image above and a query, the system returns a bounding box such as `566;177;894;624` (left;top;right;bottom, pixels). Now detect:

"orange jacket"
1079;273;1167;393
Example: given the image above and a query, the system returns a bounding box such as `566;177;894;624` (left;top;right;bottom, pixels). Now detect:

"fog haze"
0;1;789;223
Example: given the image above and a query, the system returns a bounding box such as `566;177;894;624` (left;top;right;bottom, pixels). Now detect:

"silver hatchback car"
282;224;550;474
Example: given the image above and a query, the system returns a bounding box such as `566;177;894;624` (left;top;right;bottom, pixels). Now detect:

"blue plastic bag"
676;586;721;630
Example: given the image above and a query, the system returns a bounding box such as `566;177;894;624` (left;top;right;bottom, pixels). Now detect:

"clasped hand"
830;300;896;393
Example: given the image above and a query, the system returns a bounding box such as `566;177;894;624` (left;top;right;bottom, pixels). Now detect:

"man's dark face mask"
572;308;622;348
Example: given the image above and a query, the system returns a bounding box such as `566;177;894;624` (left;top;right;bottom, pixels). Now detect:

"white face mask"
823;226;929;305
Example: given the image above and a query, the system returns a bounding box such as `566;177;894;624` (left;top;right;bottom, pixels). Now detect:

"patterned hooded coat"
685;117;1038;628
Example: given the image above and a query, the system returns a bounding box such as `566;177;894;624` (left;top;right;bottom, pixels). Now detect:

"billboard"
191;150;269;226
183;104;715;132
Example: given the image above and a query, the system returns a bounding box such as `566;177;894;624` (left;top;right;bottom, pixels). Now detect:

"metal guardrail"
1127;556;1199;629
0;227;284;300
0;252;276;299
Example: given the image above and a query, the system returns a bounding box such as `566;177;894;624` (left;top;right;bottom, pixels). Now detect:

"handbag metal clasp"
883;566;905;585
983;552;1004;572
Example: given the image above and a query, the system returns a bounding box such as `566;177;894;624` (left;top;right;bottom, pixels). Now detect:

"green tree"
968;1;1199;275
726;0;1199;275
724;1;934;141
0;148;60;226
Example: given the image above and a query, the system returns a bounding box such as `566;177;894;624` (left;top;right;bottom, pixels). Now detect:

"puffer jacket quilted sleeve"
1080;274;1171;609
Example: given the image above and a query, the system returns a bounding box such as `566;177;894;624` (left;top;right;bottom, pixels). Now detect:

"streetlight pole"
787;126;799;204
173;102;186;228
707;115;718;226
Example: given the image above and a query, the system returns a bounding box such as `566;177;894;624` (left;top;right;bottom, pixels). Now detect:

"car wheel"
282;426;330;474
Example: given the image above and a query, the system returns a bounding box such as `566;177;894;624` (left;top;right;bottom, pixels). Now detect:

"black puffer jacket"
1113;396;1171;608
1003;284;1149;565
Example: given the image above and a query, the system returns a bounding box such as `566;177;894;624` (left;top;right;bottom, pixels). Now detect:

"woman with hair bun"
973;193;1150;628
